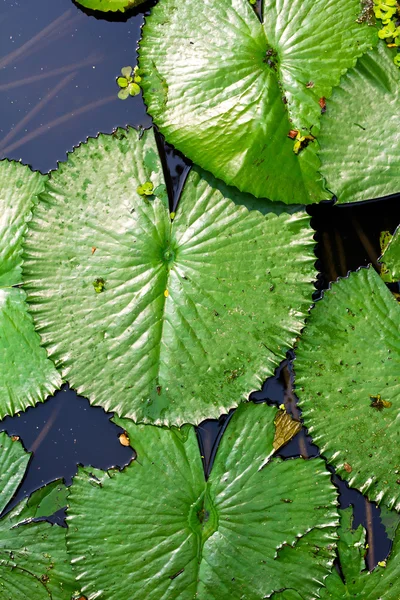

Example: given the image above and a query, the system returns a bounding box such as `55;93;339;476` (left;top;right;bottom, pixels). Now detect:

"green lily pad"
67;402;339;599
0;161;61;419
380;225;400;282
295;267;400;509
139;0;377;204
75;0;146;13
0;432;75;600
319;45;400;203
319;507;400;599
23;127;317;426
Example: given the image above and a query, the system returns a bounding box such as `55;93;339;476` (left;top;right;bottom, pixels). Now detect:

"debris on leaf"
273;409;302;451
293;131;315;154
119;432;130;447
93;278;106;293
344;462;352;473
370;394;392;410
288;129;299;139
137;181;154;196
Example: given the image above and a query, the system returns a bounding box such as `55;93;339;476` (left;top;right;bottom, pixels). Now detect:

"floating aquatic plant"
67;402;338;599
117;66;141;100
22;127;317;426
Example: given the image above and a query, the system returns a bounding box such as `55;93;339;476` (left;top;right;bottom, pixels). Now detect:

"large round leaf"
23;127;316;426
319;45;400;203
139;0;377;204
75;0;146;12
67;402;338;599
0;161;61;418
295;267;400;509
380;225;400;282
0;433;75;600
319;507;400;599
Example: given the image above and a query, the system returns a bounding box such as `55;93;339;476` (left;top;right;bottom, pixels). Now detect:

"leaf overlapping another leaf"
23;127;317;426
0;161;61;419
139;0;377;204
0;432;76;600
318;45;400;204
67;402;339;600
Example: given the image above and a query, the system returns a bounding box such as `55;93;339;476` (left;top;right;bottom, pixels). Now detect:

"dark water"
1;0;399;574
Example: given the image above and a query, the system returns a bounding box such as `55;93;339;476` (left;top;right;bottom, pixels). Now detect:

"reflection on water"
0;0;151;172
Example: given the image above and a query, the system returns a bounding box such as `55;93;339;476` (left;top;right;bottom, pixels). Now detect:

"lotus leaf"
319;507;400;599
23;127;316;426
295;267;400;509
0;432;75;600
67;402;338;599
75;0;146;13
139;0;377;204
0;161;61;419
319;45;400;204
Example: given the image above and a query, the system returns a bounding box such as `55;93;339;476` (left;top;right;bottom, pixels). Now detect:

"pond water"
1;0;399;575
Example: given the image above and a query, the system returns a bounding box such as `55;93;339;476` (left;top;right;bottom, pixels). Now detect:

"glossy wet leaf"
139;0;377;204
319;507;400;599
0;433;75;600
295;267;400;509
0;161;61;418
319;45;400;203
24;127;316;426
67;402;338;599
75;0;146;12
380;224;400;282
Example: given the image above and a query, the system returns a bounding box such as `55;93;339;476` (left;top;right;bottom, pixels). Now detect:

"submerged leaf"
75;0;146;12
67;402;338;599
319;45;400;203
295;267;400;509
319;507;400;599
0;433;75;600
24;127;317;426
139;0;377;203
0;161;61;419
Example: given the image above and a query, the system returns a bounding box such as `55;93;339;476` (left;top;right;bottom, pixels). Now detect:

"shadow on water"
309;195;400;296
1;0;399;578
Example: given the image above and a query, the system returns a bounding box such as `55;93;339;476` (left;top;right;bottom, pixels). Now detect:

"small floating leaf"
295;267;400;509
23;128;317;426
67;402;338;599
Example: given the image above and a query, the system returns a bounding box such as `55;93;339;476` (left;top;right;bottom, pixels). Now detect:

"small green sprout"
93;277;106;293
117;66;142;100
137;181;154;196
